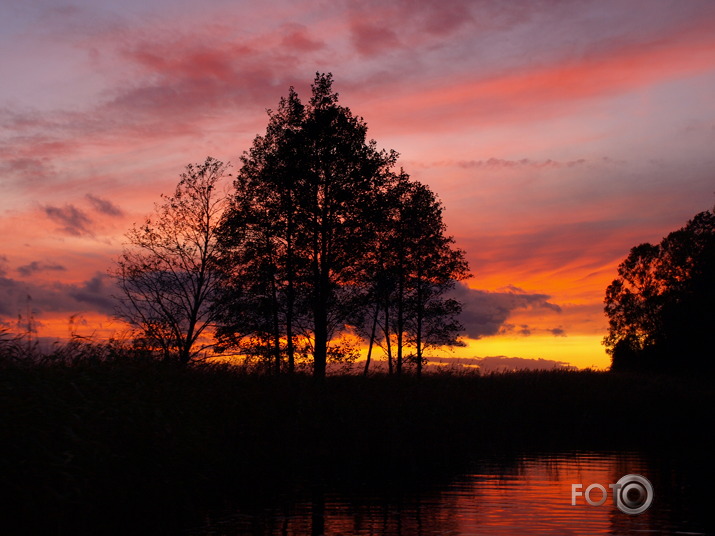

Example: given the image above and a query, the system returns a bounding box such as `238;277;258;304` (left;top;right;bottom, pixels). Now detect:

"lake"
187;450;711;535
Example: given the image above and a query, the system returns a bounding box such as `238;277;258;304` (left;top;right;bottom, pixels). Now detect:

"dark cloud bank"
0;272;116;318
450;282;562;339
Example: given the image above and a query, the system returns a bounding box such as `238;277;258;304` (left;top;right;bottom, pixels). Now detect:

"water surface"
189;451;711;535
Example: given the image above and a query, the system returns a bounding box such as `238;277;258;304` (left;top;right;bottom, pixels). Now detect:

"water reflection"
189;451;710;535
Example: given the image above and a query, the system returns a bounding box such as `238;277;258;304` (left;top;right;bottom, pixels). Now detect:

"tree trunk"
313;241;330;378
271;266;281;375
286;209;295;374
313;176;330;379
396;270;404;375
313;292;328;378
416;274;424;377
363;298;380;376
384;300;393;375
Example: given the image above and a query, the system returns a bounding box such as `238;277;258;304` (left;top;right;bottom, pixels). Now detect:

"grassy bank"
1;355;712;533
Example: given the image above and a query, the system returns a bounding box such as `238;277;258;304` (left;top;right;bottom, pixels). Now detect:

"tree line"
114;73;470;377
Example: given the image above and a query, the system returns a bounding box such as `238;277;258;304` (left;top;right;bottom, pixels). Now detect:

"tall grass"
1;347;712;534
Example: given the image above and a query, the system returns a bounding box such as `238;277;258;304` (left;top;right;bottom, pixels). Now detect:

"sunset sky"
2;0;714;370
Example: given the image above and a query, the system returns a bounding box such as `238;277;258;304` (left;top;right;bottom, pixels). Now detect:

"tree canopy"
603;209;715;373
215;73;469;377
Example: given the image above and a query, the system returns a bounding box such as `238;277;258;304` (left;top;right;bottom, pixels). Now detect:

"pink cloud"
345;0;477;56
357;16;715;135
280;23;325;52
444;158;588;170
349;17;401;57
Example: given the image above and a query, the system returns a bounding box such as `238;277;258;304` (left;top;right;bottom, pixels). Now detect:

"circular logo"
614;474;653;515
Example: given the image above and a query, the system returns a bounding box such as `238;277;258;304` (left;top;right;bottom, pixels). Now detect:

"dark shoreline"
1;358;712;534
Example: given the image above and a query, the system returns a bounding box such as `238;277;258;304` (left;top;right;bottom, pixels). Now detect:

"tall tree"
216;89;308;373
218;74;397;377
604;209;715;373
113;157;230;364
218;73;470;377
301;74;398;377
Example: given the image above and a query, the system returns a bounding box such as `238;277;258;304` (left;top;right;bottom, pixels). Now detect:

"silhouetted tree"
217;73;397;377
113;157;230;364
356;175;469;376
216;88;311;373
604;209;715;373
218;73;469;377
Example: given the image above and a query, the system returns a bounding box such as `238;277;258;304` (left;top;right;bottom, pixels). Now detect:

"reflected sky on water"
189;451;711;535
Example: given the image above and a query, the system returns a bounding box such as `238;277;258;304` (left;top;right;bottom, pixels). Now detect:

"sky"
1;0;714;370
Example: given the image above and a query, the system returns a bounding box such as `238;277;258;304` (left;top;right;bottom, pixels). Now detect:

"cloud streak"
86;194;123;217
43;204;94;237
17;261;67;277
